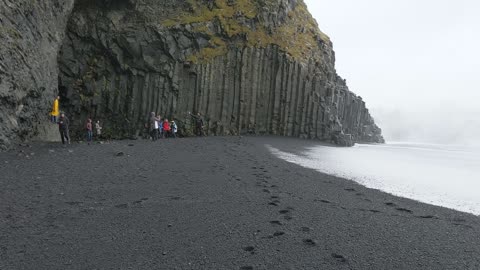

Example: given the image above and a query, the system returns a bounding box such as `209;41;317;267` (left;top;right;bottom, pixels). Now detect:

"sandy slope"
1;136;479;269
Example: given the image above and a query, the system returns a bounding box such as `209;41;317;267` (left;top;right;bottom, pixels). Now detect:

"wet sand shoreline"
1;136;479;269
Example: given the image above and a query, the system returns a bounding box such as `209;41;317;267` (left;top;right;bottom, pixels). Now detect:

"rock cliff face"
0;0;383;149
0;0;75;150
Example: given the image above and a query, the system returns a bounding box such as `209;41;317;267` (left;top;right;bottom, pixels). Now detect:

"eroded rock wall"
58;0;383;144
0;0;383;149
0;0;75;149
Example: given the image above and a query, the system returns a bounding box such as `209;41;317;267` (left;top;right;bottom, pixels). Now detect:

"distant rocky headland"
0;0;383;150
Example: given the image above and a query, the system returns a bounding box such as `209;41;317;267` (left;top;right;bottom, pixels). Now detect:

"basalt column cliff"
0;0;383;149
0;0;75;150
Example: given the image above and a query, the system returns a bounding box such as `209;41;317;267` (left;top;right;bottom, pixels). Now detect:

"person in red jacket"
162;118;171;138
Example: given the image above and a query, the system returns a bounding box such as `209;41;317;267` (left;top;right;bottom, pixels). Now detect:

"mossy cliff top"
156;0;331;63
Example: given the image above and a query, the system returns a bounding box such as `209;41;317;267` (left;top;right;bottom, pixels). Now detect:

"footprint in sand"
315;199;331;204
278;208;294;220
133;198;148;206
300;227;311;232
302;239;316;246
417;215;438;219
395;207;413;213
243;246;255;254
331;253;348;263
268;199;280;205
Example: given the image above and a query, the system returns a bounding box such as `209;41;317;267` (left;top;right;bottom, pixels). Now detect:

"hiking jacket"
51;99;59;116
163;121;171;131
58;116;69;130
149;115;159;131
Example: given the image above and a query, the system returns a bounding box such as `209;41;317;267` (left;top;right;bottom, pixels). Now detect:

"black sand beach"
1;136;479;269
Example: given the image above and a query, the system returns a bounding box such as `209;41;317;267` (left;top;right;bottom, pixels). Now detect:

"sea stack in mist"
0;0;383;149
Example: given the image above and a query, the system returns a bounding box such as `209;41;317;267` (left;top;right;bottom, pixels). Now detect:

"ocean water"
269;142;480;215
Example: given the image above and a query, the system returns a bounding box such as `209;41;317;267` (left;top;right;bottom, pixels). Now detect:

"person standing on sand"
158;115;163;139
149;112;160;141
190;112;204;136
50;96;60;123
163;118;171;138
86;119;93;144
171;120;178;138
58;113;70;145
95;120;102;138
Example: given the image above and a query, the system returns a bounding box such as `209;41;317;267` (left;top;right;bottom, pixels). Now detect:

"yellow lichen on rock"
163;0;330;63
270;2;330;59
163;0;256;26
187;35;228;63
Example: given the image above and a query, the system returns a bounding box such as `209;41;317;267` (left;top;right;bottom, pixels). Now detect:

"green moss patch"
162;0;330;63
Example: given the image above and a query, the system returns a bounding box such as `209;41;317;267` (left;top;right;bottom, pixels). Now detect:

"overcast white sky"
305;0;480;144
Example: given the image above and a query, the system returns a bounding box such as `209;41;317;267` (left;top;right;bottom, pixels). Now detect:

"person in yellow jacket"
50;96;60;123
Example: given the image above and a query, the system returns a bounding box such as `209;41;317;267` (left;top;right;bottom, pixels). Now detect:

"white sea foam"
268;142;480;215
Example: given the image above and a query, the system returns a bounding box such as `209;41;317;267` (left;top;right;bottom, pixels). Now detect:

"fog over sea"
269;142;480;215
297;0;480;216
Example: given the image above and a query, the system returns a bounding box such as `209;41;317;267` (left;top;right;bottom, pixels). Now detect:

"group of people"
56;113;103;145
147;112;206;141
50;96;102;145
85;118;103;144
148;112;178;141
50;96;206;145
